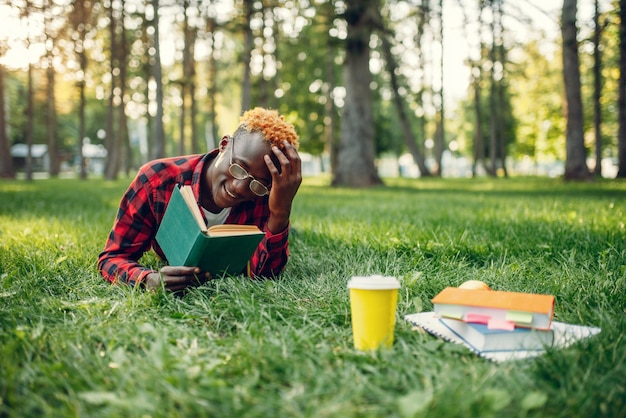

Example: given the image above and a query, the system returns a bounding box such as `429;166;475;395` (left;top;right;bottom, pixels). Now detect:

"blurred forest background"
1;0;625;185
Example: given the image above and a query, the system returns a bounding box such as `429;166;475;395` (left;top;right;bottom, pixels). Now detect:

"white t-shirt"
201;207;231;228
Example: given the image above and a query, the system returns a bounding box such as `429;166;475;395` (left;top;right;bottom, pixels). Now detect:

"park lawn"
0;175;625;417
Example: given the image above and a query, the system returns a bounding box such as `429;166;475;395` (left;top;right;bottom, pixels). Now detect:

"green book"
155;185;265;276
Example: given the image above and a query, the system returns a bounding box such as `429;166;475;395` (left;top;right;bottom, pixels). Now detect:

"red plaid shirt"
98;151;290;285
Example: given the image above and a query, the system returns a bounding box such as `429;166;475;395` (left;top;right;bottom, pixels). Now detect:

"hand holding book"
144;266;212;292
155;185;265;277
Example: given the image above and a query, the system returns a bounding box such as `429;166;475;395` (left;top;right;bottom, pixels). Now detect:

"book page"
179;185;207;232
207;224;263;237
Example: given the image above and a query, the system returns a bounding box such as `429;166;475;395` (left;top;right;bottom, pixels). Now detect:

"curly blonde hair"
236;107;299;149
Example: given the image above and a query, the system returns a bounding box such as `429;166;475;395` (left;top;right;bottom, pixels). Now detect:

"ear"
218;135;230;152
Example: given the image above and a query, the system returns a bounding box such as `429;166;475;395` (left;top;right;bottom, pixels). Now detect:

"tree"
204;13;220;150
486;0;504;176
0;60;14;179
103;0;131;180
117;0;130;176
107;0;130;179
149;0;165;160
493;0;510;177
26;47;35;181
470;3;486;177
433;0;445;176
241;0;254;112
618;0;626;177
592;0;604;177
377;7;430;176
332;0;382;187
508;39;565;165
177;0;198;155
455;0;486;176
561;0;590;180
104;0;117;179
19;0;37;181
69;0;94;180
43;0;61;177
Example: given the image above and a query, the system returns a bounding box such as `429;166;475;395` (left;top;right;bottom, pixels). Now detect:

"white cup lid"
347;275;400;290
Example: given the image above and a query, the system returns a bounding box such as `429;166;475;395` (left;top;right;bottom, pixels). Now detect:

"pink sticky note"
465;313;491;324
488;319;515;331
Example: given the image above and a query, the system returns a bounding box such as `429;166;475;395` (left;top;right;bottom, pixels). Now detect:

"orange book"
431;287;555;330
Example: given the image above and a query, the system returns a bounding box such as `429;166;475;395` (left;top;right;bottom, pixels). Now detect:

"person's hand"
144;266;212;292
265;140;302;233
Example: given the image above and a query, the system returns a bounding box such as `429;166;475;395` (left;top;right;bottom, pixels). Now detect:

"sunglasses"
228;135;270;197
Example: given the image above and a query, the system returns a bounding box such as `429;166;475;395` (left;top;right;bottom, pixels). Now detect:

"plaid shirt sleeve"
226;198;291;279
97;157;198;285
97;167;165;285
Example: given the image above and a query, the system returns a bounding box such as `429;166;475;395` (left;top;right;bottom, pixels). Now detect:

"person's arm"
249;224;290;277
264;140;302;234
245;140;301;278
98;177;213;290
97;178;159;286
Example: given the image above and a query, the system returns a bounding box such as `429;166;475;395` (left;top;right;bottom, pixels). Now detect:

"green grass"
1;176;625;417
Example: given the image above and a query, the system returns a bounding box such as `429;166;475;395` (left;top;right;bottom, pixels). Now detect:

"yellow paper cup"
348;275;401;351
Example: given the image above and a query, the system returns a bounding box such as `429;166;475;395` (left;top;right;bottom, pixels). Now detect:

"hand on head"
265;140;302;233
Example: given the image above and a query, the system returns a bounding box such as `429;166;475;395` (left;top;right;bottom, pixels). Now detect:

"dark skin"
144;132;302;291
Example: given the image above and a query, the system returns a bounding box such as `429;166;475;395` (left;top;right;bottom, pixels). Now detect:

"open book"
155;185;265;275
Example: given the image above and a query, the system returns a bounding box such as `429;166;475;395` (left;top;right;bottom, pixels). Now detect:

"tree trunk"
416;2;429;176
487;3;498;177
118;0;131;175
105;2;119;179
331;0;382;187
593;0;603;177
190;81;198;154
496;84;509;177
561;0;590;180
325;51;337;175
151;0;165;160
433;0;445;177
378;23;429;176
78;77;87;180
206;16;219;150
186;11;198;154
617;0;626;177
26;62;34;181
472;75;484;177
258;4;270;108
180;1;189;155
494;2;508;177
46;54;60;177
241;0;254;112
178;82;186;154
68;0;92;180
471;2;486;177
44;1;59;177
324;16;338;175
0;63;14;179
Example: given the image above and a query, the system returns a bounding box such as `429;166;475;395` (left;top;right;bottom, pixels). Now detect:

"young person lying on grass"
98;107;302;292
